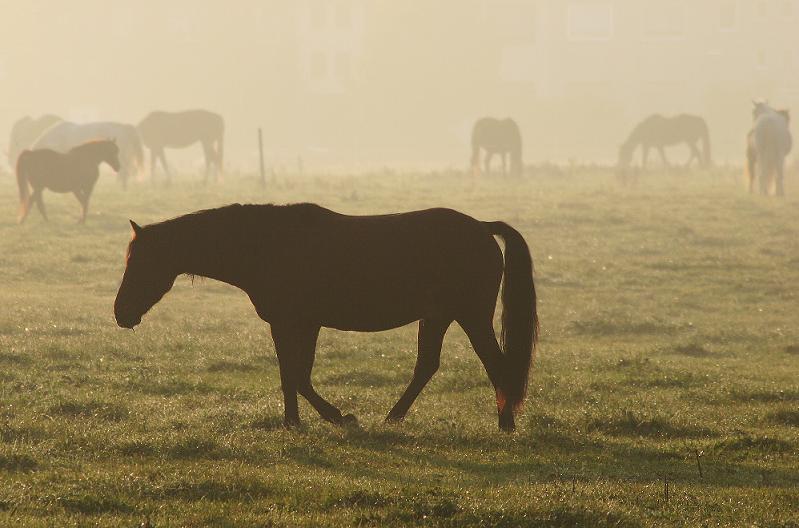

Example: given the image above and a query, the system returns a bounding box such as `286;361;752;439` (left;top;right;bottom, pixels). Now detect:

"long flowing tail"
483;221;538;411
16;152;30;222
700;120;712;168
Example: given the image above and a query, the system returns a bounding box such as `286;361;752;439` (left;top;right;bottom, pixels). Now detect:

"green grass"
1;168;798;527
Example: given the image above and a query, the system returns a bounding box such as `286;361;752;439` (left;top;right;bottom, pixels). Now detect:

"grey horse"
747;102;792;196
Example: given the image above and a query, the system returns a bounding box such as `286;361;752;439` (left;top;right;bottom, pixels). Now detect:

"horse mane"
69;139;114;154
145;203;329;237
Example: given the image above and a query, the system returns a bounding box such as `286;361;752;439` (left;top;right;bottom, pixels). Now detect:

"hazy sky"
2;1;796;169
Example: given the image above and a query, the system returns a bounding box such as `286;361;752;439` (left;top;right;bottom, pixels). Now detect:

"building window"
497;1;537;43
567;4;614;41
757;50;767;69
644;1;686;38
335;1;351;29
310;51;328;80
311;1;327;30
335;52;351;80
719;0;737;30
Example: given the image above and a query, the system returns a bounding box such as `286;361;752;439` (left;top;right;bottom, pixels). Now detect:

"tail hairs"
483;221;538;412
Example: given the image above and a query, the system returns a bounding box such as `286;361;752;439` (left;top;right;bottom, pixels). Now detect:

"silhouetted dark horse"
746;102;792;196
471;118;523;177
137;110;224;182
17;140;120;224
618;114;711;170
114;204;538;431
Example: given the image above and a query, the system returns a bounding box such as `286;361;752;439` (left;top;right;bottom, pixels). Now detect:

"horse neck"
76;144;108;165
161;219;250;290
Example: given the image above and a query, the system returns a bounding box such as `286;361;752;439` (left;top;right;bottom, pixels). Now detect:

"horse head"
102;138;122;172
617;141;635;168
752;99;772;120
114;221;178;329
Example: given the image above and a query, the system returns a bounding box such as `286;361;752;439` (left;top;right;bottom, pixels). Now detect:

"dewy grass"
1;168;798;527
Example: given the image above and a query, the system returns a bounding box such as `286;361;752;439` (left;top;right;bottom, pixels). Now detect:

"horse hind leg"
201;141;214;183
776;158;786;197
758;156;772;195
386;318;451;423
459;316;515;432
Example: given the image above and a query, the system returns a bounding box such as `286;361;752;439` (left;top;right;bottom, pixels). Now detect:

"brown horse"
114;204;538;431
137;110;224;183
471;118;523;177
17;140;120;224
618;114;712;170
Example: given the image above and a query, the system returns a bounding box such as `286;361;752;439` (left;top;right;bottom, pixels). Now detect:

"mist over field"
1;2;798;527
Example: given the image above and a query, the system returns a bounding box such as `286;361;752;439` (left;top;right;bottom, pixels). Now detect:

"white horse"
31;121;144;188
7;115;63;171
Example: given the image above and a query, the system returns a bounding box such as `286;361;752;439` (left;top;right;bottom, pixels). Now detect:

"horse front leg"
658;146;670;170
386;318;451;423
271;321;352;427
484;152;494;176
32;188;48;222
74;189;89;224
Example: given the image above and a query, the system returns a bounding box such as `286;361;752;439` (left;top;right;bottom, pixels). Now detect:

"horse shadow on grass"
270;420;799;491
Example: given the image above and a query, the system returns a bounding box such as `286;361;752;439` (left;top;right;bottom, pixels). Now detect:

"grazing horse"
137;110;224;182
114;204;538;432
32;121;143;188
17;140;120;224
7;114;63;170
618;114;711;170
747;102;792;196
471;118;523;177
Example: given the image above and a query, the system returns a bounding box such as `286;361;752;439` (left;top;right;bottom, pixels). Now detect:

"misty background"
1;0;797;172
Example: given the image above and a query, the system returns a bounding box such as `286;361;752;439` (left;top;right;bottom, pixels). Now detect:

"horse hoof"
385;414;403;424
283;418;301;429
340;414;358;427
498;415;516;433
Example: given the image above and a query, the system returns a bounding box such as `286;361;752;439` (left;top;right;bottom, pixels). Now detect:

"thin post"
258;128;266;186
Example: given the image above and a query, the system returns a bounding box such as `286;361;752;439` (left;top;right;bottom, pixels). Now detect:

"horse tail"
700;120;712;168
483;221;538;412
16;152;30;220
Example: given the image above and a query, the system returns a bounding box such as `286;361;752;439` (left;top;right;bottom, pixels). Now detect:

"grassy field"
1;167;798;527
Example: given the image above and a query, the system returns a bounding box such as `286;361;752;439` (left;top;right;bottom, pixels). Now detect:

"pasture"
1;168;798;527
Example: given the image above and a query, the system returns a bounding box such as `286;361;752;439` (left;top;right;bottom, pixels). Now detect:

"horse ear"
129;220;142;237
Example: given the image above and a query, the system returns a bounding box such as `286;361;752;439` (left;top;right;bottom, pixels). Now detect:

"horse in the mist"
618;114;711;171
17;140;120;224
471;118;523;177
746;102;792;196
32;121;143;188
137;110;224;183
7;114;63;170
115;204;538;432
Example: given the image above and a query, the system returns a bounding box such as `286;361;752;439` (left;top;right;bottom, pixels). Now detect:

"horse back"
247;206;504;329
